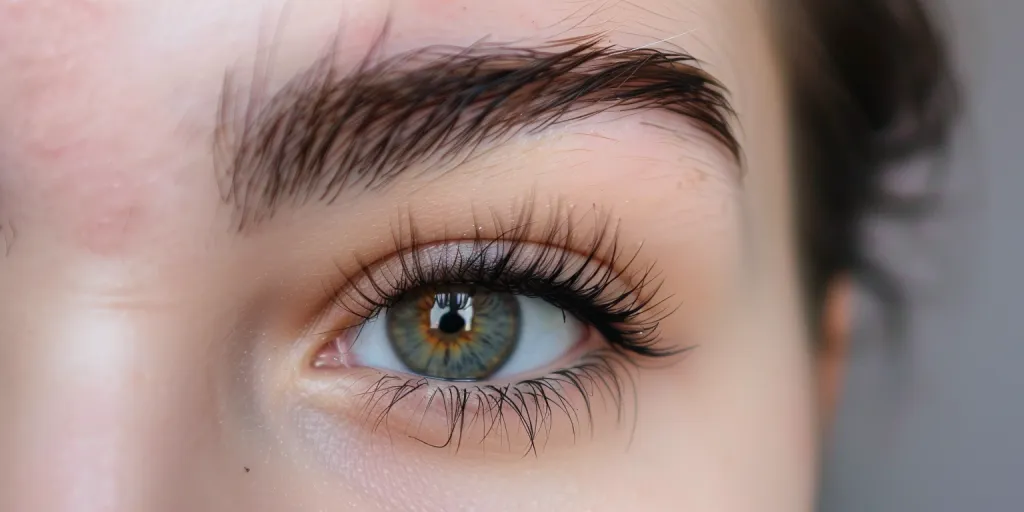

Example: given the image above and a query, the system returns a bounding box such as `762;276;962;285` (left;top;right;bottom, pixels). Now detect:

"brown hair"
780;0;957;333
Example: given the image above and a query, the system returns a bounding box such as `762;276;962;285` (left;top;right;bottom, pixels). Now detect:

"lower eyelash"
353;350;639;456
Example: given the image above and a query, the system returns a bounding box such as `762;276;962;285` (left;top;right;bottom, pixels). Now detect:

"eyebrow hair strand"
216;35;739;229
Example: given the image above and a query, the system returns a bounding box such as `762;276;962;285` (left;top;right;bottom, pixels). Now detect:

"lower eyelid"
294;300;648;457
293;347;641;456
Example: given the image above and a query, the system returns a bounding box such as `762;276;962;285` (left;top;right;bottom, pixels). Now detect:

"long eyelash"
326;200;687;454
356;351;638;456
330;201;681;359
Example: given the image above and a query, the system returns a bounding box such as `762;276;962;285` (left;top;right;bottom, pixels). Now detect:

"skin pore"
0;1;838;510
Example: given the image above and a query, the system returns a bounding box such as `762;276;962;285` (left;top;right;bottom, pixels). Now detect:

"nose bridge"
2;307;199;512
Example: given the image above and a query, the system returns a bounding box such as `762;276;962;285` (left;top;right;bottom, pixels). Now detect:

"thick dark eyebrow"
216;36;738;228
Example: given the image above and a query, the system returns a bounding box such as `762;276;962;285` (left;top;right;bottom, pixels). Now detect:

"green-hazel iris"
385;287;521;380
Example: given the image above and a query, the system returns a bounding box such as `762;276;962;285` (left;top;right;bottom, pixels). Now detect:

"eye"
344;285;586;381
300;210;683;454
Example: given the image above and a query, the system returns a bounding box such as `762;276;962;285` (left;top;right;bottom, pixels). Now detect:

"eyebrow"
216;35;739;228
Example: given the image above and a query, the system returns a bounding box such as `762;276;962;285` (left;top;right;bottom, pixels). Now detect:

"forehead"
0;0;783;253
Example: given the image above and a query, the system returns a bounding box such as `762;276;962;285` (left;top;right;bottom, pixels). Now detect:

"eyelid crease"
217;33;739;229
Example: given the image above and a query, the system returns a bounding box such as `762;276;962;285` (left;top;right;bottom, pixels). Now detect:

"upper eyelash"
327;201;683;360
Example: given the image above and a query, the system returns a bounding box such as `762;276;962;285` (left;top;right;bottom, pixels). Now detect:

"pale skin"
0;1;848;511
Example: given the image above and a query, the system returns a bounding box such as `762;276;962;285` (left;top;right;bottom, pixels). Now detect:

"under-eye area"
297;204;690;454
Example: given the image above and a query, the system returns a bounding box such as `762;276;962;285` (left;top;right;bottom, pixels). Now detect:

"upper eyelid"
216;34;739;230
327;205;641;311
316;203;679;358
329;237;632;320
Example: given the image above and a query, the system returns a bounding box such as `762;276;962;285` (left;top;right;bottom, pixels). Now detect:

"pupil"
437;310;466;333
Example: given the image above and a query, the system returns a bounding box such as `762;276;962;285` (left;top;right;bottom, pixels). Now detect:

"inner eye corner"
304;322;359;372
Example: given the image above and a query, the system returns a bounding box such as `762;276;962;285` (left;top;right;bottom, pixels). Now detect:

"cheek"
706;287;818;508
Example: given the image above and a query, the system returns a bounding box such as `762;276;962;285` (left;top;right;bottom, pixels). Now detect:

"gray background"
821;1;1023;511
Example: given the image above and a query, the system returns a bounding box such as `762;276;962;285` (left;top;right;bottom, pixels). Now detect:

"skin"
0;0;844;510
